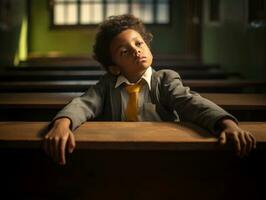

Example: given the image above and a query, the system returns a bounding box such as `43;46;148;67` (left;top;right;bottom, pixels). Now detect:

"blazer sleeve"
52;76;107;130
159;70;237;134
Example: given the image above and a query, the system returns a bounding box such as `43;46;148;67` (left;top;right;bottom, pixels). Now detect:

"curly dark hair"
93;14;153;71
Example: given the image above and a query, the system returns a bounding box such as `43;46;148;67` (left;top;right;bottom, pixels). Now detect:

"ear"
109;65;121;76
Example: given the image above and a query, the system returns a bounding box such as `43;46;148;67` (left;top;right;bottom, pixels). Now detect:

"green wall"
202;0;266;80
0;0;27;67
29;0;185;56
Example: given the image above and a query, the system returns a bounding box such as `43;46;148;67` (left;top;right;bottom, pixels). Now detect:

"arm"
159;70;236;133
43;117;75;165
53;79;106;131
159;70;256;156
43;75;108;164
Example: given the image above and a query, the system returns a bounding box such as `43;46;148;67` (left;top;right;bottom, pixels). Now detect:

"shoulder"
152;69;182;83
98;72;117;84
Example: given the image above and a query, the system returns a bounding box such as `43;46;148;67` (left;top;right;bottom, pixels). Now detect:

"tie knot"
125;81;143;94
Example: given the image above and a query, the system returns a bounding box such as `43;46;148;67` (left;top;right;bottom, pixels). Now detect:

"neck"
125;70;146;83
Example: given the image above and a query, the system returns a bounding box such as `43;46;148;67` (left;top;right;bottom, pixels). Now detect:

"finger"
43;134;50;155
219;131;226;145
244;132;253;154
249;133;256;149
67;131;76;153
52;137;60;163
231;132;241;156
59;137;67;165
239;131;247;157
49;137;55;162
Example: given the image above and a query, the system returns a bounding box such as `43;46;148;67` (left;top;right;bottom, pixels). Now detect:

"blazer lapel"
150;69;159;104
109;76;122;121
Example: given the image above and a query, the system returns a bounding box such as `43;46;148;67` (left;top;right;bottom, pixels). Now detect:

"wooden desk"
0;122;265;199
0;92;265;121
0;121;265;149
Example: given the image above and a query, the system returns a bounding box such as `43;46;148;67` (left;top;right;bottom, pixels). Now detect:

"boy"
43;14;256;165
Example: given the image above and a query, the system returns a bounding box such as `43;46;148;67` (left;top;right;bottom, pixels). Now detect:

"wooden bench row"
7;64;220;71
0;68;229;80
18;57;220;70
0;122;265;199
0;92;266;121
0;79;265;93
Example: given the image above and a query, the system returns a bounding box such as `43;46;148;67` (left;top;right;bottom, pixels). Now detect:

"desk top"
0;122;265;150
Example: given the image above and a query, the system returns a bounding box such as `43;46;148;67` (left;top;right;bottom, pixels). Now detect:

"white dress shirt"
115;67;162;121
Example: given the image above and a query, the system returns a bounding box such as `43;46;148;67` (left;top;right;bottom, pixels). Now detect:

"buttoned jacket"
54;69;235;134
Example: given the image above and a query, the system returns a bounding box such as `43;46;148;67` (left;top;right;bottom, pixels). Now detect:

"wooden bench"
0;122;265;199
0;93;266;121
0;80;265;93
8;64;219;71
18;56;220;70
0;69;229;81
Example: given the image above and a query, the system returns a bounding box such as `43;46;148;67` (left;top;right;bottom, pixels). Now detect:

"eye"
120;48;128;56
136;41;144;47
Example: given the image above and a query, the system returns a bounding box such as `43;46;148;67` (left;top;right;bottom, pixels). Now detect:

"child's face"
110;29;153;82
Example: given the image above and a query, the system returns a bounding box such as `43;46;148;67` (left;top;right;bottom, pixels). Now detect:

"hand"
218;119;256;157
43;118;75;165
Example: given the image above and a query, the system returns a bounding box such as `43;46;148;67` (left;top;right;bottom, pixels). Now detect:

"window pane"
52;0;171;26
106;2;128;17
66;3;78;24
117;3;129;15
142;3;153;23
93;4;103;23
54;4;65;25
132;1;153;23
132;2;141;20
81;4;90;24
106;3;116;17
157;3;169;23
55;0;76;2
80;0;102;2
81;3;103;24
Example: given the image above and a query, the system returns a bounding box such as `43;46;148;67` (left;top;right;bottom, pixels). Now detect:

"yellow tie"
125;81;143;121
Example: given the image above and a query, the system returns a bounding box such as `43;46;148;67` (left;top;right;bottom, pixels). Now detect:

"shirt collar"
115;66;152;90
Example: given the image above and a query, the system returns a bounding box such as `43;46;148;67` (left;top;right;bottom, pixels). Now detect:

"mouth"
135;56;147;63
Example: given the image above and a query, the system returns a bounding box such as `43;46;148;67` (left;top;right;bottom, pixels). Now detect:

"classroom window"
50;0;171;26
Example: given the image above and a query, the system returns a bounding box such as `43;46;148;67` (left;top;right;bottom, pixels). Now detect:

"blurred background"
0;0;265;80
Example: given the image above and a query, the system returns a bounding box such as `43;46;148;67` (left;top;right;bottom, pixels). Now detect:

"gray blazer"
54;69;236;134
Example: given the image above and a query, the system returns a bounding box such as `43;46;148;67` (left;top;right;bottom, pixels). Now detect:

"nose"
132;47;141;57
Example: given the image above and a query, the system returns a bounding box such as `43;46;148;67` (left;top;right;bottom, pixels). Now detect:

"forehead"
111;29;143;47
